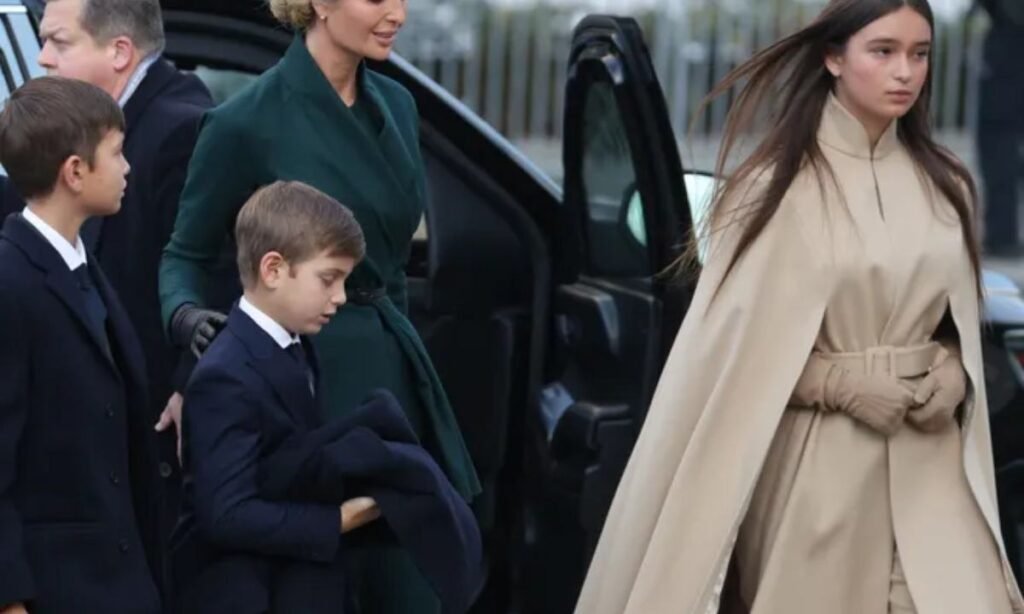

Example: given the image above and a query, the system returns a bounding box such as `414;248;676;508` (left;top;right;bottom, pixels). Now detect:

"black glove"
169;303;227;358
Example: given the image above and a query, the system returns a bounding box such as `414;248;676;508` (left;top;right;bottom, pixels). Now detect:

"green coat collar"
277;36;422;264
279;36;387;136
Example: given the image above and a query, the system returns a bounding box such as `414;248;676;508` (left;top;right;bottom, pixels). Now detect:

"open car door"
519;14;696;614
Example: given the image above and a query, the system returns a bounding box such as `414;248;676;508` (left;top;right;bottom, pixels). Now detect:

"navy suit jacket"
172;305;483;613
0;58;213;478
0;214;162;613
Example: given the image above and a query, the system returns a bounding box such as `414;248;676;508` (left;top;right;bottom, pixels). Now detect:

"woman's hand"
340;497;381;534
907;355;966;433
824;367;917;436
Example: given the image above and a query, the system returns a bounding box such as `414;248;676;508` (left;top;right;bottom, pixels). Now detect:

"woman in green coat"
158;0;480;611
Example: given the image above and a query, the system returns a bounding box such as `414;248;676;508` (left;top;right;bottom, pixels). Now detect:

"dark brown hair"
0;76;124;200
235;180;366;288
686;0;980;295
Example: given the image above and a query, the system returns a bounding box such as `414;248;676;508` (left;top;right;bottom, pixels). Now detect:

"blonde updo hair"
268;0;325;30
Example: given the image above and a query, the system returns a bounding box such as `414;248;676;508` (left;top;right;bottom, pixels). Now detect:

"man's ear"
260;251;287;289
59;155;86;194
110;36;136;73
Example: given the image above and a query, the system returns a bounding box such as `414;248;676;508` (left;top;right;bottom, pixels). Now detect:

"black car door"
518;14;695;614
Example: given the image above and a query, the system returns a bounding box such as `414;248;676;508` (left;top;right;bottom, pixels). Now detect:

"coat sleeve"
0;286;34;606
158;108;260;329
184;366;341;562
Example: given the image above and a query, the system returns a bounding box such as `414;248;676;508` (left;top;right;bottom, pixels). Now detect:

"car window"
191;65;258;105
7;9;42;80
579;80;649;277
0;6;41;175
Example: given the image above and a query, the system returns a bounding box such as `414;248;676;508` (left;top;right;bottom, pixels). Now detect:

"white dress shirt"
238;296;299;349
21;207;87;271
118;53;160;108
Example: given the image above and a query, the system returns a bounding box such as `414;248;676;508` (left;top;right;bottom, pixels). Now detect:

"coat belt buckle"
864;346;897;377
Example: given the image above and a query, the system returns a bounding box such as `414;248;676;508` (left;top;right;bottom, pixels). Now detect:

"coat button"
104;404;114;418
109;472;120;485
118;540;129;554
159;462;173;478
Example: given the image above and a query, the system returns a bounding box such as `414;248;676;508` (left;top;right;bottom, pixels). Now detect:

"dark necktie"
72;263;110;354
287;341;315;397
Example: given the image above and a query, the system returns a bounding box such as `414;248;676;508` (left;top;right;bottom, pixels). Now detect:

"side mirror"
620;183;647;247
621;171;718;262
683;172;718;264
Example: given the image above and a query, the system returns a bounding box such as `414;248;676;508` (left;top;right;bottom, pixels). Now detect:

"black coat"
171;306;484;613
0;56;214;441
0;214;163;613
0;59;214;543
978;0;1024;122
91;59;213;414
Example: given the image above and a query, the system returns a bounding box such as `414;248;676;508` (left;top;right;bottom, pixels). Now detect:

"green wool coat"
159;37;480;501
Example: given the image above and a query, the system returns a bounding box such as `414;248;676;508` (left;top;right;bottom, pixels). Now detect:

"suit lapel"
228;306;319;428
278;38;421;251
122;59;176;131
92;260;147;391
2;215;119;371
44;267;115;367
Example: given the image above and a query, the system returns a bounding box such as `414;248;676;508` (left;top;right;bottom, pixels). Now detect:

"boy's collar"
20;206;86;271
238;295;299;349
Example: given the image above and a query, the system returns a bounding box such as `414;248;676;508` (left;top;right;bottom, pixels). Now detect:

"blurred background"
389;0;1023;268
395;0;976;171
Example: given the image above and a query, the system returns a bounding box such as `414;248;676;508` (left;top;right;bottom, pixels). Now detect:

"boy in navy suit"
0;78;162;613
174;181;380;611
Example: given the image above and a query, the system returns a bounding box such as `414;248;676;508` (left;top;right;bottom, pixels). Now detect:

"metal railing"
395;0;987;141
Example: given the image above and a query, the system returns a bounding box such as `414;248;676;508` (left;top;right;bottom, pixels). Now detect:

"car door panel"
519;15;693;614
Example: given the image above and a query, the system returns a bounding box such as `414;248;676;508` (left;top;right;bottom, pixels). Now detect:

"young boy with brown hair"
0;76;162;614
173;180;484;614
172;180;376;612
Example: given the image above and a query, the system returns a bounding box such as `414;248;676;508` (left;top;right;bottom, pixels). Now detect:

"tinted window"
579;80;649;277
191;65;258;105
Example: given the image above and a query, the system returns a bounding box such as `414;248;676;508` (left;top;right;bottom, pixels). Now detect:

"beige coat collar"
818;93;900;160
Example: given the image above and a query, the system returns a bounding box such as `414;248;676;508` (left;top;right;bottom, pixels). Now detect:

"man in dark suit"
977;0;1024;255
8;0;216;524
0;77;162;613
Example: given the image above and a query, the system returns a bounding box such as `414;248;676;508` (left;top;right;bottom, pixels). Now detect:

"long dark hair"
686;0;980;295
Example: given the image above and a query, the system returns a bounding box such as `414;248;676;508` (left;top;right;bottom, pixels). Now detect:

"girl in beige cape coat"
575;2;1023;613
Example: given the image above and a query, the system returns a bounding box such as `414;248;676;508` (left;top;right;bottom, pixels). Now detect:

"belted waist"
819;342;944;378
347;286;387;306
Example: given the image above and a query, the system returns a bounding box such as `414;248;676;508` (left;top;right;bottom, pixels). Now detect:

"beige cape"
575;96;1024;614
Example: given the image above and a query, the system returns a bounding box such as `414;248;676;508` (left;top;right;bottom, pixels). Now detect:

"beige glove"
907;348;966;433
792;353;916;436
